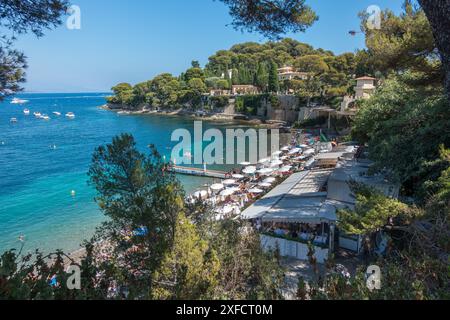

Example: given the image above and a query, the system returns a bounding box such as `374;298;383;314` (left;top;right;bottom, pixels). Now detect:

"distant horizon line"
21;91;112;94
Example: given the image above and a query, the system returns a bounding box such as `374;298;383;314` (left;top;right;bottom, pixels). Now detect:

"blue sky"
17;0;405;93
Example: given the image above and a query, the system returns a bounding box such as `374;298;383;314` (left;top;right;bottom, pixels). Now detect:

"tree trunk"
419;0;450;99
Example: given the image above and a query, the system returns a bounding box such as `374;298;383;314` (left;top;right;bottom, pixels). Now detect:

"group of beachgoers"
186;133;324;221
261;222;330;247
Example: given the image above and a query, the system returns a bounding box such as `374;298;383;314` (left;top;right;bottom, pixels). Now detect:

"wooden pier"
170;165;228;179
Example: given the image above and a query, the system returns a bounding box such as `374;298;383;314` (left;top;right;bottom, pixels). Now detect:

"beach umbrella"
216;205;239;216
270;160;283;167
258;158;271;164
264;177;276;183
257;168;274;175
220;188;238;197
223;179;237;186
239;161;251;166
232;174;245;180
249;188;264;194
242;166;257;175
288;148;301;155
258;182;272;188
210;183;224;192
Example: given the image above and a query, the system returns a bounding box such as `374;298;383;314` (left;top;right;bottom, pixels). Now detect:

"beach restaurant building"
242;169;338;263
242;150;400;263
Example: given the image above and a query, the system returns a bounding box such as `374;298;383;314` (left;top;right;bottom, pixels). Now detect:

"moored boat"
11;98;29;104
65;112;75;119
23;109;30;115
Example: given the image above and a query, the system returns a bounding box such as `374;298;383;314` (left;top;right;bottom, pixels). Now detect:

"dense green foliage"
108;38;368;110
337;184;416;236
107;73;206;110
350;1;450;200
359;1;442;87
235;94;266;115
352;76;449;199
205;39;364;92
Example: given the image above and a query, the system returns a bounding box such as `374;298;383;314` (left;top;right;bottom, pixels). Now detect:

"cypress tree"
255;63;269;91
268;61;279;93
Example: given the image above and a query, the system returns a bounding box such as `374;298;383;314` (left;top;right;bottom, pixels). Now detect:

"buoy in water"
71;190;76;197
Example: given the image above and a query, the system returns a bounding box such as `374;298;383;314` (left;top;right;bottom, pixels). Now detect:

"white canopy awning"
242;170;337;224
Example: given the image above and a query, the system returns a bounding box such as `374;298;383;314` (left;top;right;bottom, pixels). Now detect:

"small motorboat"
41;115;50;120
11;98;29;104
65;112;75;119
10;118;18;123
34;112;42;118
23;109;30;115
53;112;61;116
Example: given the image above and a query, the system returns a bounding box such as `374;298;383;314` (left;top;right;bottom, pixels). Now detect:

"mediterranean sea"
0;93;261;254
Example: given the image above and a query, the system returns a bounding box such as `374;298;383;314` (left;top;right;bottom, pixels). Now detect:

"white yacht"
34;112;42;118
23;109;30;115
10;118;18;123
42;115;50;121
53;112;61;116
11;98;29;104
65;112;75;119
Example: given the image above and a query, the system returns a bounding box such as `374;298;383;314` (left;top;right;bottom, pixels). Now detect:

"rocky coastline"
100;103;291;130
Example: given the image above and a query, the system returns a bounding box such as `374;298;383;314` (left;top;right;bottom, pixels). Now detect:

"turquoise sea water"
0;93;254;254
